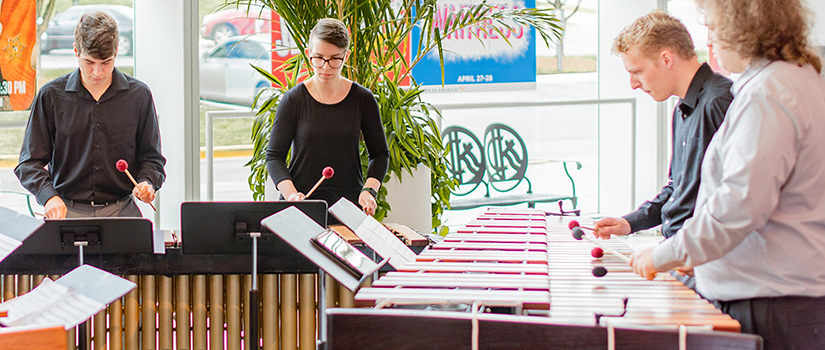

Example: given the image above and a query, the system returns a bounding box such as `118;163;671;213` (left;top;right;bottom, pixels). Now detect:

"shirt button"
682;141;686;147
665;220;670;225
95;166;99;170
96;102;100;106
669;197;674;202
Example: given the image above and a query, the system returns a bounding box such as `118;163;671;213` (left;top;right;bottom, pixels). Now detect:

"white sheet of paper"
10;288;101;329
0;278;105;329
0;265;137;329
152;229;165;254
329;199;416;269
0;233;23;263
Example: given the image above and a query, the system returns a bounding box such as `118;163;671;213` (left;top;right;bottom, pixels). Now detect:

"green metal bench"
442;123;580;212
0;187;38;217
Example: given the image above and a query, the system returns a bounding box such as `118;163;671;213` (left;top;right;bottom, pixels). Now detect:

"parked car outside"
200;34;272;106
40;4;134;56
201;6;272;43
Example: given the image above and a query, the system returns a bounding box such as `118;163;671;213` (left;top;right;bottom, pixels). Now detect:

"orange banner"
0;0;37;111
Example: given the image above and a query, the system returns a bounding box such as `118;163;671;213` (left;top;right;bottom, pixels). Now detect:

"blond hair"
697;0;822;73
612;10;696;60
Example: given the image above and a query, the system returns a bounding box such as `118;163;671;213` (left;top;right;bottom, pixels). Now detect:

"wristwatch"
361;187;377;199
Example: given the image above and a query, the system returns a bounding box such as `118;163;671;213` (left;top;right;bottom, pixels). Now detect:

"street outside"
1;1;710;235
2;2;605;230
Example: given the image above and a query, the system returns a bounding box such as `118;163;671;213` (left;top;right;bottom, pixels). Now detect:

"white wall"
597;0;662;215
808;0;825;46
134;1;200;230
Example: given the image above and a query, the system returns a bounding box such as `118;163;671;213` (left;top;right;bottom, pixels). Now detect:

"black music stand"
180;200;330;350
261;206;388;350
11;217;154;350
12;217;154;256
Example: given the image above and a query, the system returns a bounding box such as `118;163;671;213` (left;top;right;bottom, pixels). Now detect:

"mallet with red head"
305;166;334;199
116;159;156;211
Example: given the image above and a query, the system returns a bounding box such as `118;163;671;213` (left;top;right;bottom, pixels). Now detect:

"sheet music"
261;206;364;292
0;278;104;329
0;279;65;323
352;217;417;269
0;233;23;263
11;288;102;329
329;199;416;269
0;206;43;260
0;265;136;329
152;229;166;254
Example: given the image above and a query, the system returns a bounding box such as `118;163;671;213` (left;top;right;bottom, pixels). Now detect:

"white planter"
383;165;432;234
264;176;279;201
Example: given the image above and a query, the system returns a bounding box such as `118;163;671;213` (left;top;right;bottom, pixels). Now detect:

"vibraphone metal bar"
1;272;356;350
354;208;740;332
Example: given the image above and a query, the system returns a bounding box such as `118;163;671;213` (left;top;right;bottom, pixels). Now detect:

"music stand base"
249;289;259;350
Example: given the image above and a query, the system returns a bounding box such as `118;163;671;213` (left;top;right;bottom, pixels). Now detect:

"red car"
201;6;272;43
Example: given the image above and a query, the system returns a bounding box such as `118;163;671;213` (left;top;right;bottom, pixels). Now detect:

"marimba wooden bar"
355;208;741;332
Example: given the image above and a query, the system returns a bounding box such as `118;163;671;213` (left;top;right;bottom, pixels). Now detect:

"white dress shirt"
653;58;825;301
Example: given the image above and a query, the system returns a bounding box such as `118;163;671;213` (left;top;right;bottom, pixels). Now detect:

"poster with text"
269;11;412;88
0;0;37;111
411;0;537;92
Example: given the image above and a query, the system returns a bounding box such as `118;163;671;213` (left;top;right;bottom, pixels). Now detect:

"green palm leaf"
228;0;562;232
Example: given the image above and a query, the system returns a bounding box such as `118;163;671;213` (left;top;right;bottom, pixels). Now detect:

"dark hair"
309;18;350;50
75;11;119;59
697;0;822;73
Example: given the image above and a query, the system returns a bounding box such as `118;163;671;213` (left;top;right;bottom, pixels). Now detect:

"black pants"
714;296;825;350
65;196;142;218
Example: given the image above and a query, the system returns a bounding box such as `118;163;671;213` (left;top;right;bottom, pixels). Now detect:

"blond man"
630;1;825;348
595;11;733;285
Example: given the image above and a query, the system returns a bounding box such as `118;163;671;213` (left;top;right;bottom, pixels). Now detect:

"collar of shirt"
64;67;131;102
678;63;715;117
731;58;773;96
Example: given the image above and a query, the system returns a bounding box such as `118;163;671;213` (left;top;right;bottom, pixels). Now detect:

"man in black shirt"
594;11;732;264
15;11;165;218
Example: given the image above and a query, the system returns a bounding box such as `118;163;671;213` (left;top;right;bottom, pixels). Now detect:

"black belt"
69;195;132;207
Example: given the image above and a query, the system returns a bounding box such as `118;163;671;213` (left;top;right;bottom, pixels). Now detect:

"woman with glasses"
266;18;389;217
629;0;825;348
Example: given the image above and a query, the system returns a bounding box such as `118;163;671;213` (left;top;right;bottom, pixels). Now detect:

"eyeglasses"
309;56;345;69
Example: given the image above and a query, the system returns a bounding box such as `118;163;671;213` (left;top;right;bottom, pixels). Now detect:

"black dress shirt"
15;68;166;205
624;63;732;238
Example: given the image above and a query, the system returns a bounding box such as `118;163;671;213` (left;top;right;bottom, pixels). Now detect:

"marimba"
354;208;740;331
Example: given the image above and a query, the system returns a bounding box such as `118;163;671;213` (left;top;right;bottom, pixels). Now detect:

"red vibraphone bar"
354;208;740;332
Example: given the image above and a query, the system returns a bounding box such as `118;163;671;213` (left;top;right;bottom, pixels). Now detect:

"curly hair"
612;10;696;60
696;0;822;73
74;11;119;59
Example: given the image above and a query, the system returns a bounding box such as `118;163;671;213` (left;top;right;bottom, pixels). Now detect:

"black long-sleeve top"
266;82;390;208
623;63;732;238
15;68;166;205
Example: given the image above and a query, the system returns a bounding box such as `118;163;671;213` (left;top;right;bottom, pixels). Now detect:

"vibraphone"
0;235;424;350
1;262;348;350
354;208;740;331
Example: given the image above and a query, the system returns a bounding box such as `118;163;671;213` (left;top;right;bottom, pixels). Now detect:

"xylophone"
354;208;741;332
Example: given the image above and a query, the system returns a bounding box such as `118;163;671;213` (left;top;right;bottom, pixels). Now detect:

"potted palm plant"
233;0;562;234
